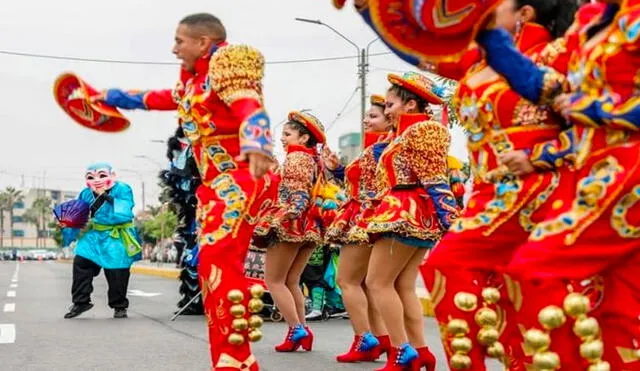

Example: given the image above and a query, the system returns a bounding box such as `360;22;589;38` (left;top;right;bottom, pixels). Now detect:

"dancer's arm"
404;122;459;230
102;89;178;111
281;151;316;219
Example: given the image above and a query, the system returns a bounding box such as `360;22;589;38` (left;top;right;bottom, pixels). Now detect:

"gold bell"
250;284;265;299
532;351;560;370
481;287;501;305
447;319;470;337
248;315;264;329
227;289;245;304
454;292;478;312
573;317;600;339
487;342;505;359
248;298;264;313
450;354;472;369
232;318;249;331
477;327;499;346
538;306;566;330
524;329;551;352
580;339;604;361
230;304;246;318
248;329;263;342
588;361;611;371
563;293;590;318
450;337;473;353
228;333;245;345
475;308;498;327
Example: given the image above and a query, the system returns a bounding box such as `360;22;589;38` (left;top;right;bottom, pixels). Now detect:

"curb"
57;260;434;317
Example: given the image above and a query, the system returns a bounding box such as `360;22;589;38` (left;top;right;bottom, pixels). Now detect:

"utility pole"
141;181;146;211
359;48;367;146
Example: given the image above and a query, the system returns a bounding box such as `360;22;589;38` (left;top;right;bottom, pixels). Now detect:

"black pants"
71;255;130;309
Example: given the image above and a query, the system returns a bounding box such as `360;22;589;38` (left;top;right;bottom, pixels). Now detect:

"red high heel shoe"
410;347;436;371
375;345;417;371
301;325;314;351
369;335;391;361
336;335;376;363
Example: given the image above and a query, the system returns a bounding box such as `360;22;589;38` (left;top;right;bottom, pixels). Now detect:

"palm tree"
0;192;10;248
4;187;24;247
30;197;52;248
22;208;40;248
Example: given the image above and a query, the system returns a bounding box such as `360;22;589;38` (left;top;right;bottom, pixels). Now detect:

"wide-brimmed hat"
388;72;444;105
370;94;386;107
368;0;500;61
53;73;130;133
288;111;326;144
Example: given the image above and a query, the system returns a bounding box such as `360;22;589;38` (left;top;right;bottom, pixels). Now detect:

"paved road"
0;261;500;371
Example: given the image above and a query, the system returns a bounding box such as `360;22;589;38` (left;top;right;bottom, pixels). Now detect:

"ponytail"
517;0;579;38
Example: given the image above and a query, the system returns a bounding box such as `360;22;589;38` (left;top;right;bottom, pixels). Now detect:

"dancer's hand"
552;94;574;119
241;152;273;180
322;146;340;171
90;91;107;103
498;150;535;176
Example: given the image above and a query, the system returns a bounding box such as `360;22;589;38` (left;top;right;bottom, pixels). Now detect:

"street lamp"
120;168;146;211
295;17;378;146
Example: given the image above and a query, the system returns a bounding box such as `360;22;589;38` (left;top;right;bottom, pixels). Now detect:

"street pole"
359;48;366;148
142;181;146;211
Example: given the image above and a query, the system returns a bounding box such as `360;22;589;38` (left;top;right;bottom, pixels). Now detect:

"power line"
326;87;359;132
0;49;392;66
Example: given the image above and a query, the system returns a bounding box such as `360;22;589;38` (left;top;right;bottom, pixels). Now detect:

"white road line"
3;303;15;313
0;324;16;344
6;291;16;298
9;284;17;289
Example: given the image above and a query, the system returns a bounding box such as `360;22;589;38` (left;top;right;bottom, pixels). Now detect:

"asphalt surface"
0;260;501;371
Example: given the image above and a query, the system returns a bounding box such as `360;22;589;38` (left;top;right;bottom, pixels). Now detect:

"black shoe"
113;308;128;319
64;303;94;319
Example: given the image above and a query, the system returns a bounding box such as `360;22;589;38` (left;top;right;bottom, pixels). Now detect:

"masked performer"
475;1;640;369
93;13;273;371
159;127;203;315
64;163;141;320
364;72;459;371
418;1;582;369
323;94;393;363
253;111;325;353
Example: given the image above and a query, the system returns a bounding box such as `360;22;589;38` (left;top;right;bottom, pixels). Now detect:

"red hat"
388;72;444;105
288;111;326;144
332;0;346;8
368;0;500;61
53;73;130;133
370;94;386;107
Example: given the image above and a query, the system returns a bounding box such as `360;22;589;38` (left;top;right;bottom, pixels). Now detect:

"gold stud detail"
227;289;244;304
475;308;498;327
538;306;566;330
228;333;245;345
454;292;478;312
481;288;501;305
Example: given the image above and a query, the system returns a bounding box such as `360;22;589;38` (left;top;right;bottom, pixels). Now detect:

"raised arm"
103;88;178;111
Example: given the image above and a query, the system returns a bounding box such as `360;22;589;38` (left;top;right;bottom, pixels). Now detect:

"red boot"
410;347;436;371
275;325;310;352
370;335;391;361
301;325;314;351
336;334;379;363
375;344;418;371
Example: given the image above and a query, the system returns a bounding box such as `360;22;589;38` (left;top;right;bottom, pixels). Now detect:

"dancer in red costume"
323;94;392;363
91;14;274;371
476;1;640;369
420;1;581;369
253;111;326;353
364;72;459;371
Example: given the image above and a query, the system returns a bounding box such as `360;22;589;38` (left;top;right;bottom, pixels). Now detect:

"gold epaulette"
209;45;265;106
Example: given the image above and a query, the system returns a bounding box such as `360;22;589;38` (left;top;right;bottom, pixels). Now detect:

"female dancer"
476;0;640;368
323;94;393;363
365;72;459;371
420;1;581;369
253;111;326;352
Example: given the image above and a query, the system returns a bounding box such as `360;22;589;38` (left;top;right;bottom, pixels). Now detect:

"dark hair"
516;0;579;38
586;3;620;39
180;13;227;40
285;121;319;148
388;85;428;113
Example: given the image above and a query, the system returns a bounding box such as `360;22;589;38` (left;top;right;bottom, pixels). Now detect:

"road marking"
6;291;16;298
127;289;162;297
0;324;16;344
9;284;17;289
3;303;15;313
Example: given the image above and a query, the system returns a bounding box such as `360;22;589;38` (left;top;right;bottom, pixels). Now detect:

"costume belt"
90;221;141;257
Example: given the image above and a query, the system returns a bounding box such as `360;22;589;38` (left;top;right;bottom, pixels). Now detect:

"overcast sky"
0;0;468;211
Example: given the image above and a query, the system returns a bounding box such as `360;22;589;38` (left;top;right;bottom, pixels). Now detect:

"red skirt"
253;203;322;248
365;188;443;242
325;199;371;245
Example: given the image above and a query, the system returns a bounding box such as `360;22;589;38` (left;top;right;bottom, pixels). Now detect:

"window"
50;191;61;201
12;230;24;237
11;216;23;223
13;201;24;209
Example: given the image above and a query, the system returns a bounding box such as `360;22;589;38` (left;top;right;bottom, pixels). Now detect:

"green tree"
23;197;52;248
48;221;63;248
4;187;24;247
141;209;177;244
22;207;40;248
0;193;10;248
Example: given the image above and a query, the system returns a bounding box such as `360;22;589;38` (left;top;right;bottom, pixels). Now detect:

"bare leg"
337;244;372;335
365;238;416;346
364;284;388;336
396;248;428;348
285;245;316;326
265;242;301;327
